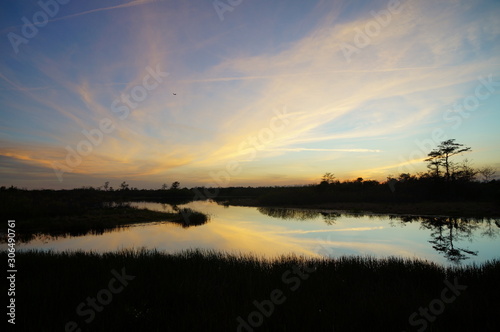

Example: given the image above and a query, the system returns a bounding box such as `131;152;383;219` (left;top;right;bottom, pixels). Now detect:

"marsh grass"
172;208;210;228
12;207;178;232
6;249;500;331
1;206;210;244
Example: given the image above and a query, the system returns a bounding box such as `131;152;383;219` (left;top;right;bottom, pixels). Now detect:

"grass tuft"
4;249;499;331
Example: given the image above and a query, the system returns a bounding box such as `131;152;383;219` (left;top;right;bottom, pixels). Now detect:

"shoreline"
8;206;208;236
219;198;500;218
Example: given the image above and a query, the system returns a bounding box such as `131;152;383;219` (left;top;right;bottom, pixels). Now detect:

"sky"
1;0;499;189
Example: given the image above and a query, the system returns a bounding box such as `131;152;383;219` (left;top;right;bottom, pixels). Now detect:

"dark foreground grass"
4;250;499;332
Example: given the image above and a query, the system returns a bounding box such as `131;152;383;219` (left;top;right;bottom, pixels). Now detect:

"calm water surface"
18;200;500;265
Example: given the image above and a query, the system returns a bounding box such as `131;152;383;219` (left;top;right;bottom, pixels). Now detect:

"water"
16;200;500;265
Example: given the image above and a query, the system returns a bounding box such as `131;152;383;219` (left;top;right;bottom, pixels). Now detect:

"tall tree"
426;159;442;178
120;181;130;191
425;139;471;181
321;172;336;185
478;166;496;182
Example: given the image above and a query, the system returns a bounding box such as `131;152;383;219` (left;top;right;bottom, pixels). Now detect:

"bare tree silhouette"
425;139;472;181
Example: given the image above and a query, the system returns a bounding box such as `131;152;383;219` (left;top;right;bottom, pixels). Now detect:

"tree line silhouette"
1;139;498;220
224;139;498;205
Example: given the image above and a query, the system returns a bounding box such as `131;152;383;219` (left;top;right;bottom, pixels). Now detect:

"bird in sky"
173;93;177;95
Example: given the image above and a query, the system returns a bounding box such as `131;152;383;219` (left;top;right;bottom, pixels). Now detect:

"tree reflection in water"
257;207;340;224
423;217;478;264
258;207;500;264
390;215;500;264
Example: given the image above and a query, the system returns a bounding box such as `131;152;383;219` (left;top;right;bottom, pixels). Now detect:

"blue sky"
1;0;499;189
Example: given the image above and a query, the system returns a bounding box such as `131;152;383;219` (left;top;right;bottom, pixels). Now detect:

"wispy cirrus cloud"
0;0;159;34
1;0;499;188
265;148;381;153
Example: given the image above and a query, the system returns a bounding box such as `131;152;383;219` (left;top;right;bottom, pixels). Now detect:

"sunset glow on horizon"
1;0;499;189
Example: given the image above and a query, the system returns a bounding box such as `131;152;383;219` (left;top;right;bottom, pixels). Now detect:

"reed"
5;249;499;331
